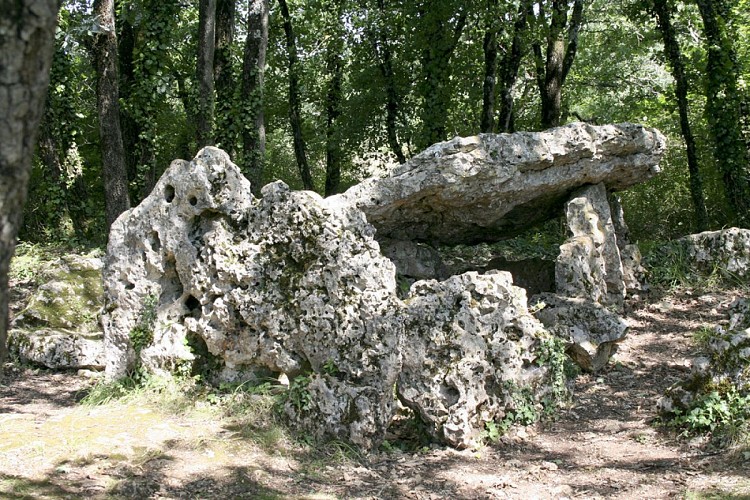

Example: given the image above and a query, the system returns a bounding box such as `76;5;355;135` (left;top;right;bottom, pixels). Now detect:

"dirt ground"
2;288;750;499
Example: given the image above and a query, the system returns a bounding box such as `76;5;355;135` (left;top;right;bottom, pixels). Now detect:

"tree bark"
652;0;708;231
92;0;131;229
417;5;468;150
695;0;750;226
243;0;269;195
116;2;139;186
367;0;406;163
0;0;59;365
214;0;236;155
196;0;217;148
278;0;315;191
497;0;532;133
325;0;345;196
533;0;583;130
480;0;499;134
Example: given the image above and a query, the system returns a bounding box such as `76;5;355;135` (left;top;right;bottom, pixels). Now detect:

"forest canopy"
24;0;750;245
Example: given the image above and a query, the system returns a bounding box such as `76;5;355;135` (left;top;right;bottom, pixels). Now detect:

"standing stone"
102;147;402;449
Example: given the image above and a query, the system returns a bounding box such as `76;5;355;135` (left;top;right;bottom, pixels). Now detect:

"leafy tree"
91;0;131;228
243;0;269;194
531;0;584;129
0;0;59;364
695;0;750;226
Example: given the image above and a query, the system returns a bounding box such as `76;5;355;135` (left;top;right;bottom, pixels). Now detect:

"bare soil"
2;288;750;499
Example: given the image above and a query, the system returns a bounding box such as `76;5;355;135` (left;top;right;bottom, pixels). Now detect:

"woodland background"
24;0;750;246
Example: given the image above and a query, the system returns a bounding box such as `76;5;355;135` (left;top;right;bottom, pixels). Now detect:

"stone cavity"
399;271;563;448
9;253;105;369
336;122;666;246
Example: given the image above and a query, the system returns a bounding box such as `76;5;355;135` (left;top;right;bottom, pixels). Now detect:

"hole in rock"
189;196;198;206
164;185;176;203
125;282;135;290
150;231;161;252
185;294;201;313
158;253;184;305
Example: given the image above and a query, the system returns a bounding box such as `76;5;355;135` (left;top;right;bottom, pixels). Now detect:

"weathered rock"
673;228;750;280
557;183;624;310
337;123;665;245
9;253;105;369
398;271;567;449
102;147;402;449
659;298;750;417
8;330;104;369
608;193;647;294
531;294;628;372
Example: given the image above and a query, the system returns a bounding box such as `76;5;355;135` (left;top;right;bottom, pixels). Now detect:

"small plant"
285;374;313;413
129;294;158;353
693;326;718;348
669;387;750;446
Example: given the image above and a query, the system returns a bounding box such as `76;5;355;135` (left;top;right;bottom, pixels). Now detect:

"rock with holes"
397;271;566;449
672;228;750;280
659;298;750;418
335;122;665;246
102;147;402;449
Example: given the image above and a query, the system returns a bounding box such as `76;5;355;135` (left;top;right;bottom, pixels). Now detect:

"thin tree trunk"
498;0;532;133
0;0;59;366
417;6;467;150
368;0;406;163
481;0;499;134
116;2;139;186
92;0;131;229
214;0;236;155
243;0;269;195
533;0;583;130
652;0;708;231
695;0;750;226
325;0;345;196
197;0;217;148
278;0;314;191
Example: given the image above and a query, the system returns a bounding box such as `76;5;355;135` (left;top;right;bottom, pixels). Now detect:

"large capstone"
336;122;665;246
102;147;402;449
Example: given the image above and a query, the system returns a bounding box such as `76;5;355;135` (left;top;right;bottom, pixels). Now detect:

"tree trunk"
0;0;59;366
368;0;406;163
498;0;532;133
214;0;236;155
652;0;708;231
278;0;314;191
480;0;499;134
243;0;269;195
695;0;750;226
325;0;345;196
116;3;139;186
92;0;131;229
196;0;217;149
417;6;467;150
533;0;583;130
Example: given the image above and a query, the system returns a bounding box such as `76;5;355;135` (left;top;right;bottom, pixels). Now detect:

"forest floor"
2;286;750;499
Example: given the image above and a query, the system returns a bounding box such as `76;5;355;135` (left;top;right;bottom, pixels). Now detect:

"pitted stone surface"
336;123;665;245
102;147;402;449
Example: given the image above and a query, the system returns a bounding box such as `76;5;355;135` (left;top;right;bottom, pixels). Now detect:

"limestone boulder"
9;253;105;369
398;271;567;449
102;147;402;449
531;294;628;372
674;228;750;280
659;298;750;417
337;123;665;245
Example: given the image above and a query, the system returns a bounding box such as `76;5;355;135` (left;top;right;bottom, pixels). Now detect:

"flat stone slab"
336;122;665;245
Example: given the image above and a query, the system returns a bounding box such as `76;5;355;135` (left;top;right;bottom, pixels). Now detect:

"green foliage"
129;294;158;353
285;374;313;413
668;388;750;445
